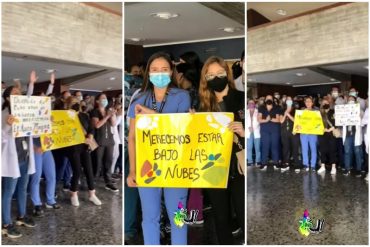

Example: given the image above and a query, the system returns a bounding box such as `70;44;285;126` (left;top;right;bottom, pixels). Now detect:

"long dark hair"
95;93;106;109
140;52;177;92
2;86;14;113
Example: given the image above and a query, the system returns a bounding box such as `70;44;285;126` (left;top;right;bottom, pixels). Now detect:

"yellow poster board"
41;110;85;151
135;112;234;188
293;110;324;135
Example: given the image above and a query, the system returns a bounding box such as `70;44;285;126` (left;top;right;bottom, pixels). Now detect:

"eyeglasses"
205;72;227;81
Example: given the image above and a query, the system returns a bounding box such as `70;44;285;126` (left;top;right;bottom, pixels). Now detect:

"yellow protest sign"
293;110;324;135
41;110;85;151
135;113;234;188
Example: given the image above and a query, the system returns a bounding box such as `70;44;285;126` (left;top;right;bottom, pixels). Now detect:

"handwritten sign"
135;113;234;188
293;110;324;135
40;110;85;151
10;95;51;138
335;103;361;126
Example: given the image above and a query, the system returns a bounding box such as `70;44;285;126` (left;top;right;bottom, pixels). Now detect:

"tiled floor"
2;178;122;245
247;166;368;245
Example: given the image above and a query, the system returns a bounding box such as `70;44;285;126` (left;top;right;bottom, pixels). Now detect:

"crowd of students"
2;71;123;238
124;51;245;245
247;87;368;180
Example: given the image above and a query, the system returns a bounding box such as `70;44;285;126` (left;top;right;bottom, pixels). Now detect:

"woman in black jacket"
65;96;102;207
198;56;245;244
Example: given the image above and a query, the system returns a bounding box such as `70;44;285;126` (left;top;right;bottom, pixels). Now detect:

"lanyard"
152;90;169;113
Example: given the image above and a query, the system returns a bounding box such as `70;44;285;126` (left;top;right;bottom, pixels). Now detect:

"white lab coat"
246;109;260;139
362;108;369;153
342;124;363;147
2;109;35;178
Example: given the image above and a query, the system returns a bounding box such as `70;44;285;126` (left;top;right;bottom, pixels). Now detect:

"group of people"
2;71;123;238
124;50;245;245
247;87;368;180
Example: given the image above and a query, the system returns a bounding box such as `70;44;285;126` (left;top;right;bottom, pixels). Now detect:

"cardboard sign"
334;103;361;126
10;95;51;138
135;113;234;188
40;110;85;151
293;110;324;135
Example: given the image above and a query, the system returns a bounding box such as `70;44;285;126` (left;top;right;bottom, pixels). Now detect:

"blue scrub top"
128;87;191;118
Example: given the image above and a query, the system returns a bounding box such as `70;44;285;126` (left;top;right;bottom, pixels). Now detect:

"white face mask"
348;100;355;104
332;92;338;97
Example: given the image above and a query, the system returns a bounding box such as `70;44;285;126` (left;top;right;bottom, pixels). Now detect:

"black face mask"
207;76;228;92
265;100;273;105
323;104;330;110
71;103;80;112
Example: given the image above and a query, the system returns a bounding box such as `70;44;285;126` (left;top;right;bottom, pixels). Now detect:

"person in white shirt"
246;99;261;166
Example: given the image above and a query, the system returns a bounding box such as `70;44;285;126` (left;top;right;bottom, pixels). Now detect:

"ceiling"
2;55;122;91
247;2;334;22
247;61;368;87
124;2;245;46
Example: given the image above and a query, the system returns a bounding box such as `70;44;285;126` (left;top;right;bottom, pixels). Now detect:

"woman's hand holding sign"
228;121;245;137
127;172;137;187
135;104;156;115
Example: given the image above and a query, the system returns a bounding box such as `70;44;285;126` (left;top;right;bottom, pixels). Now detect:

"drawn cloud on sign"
206;113;233;133
136;116;159;130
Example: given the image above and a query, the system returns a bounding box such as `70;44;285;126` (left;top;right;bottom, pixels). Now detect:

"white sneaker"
317;165;326;174
71;195;79;207
330;167;337;175
365;174;369;181
305;167;309;172
89;194;102;206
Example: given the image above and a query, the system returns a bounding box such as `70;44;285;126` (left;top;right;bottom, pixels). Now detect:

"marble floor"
2;178;122;245
247;166;368;245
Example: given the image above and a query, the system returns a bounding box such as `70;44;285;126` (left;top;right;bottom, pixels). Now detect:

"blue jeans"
56;156;72;187
344;135;363;171
124;147;139;237
300;134;318;168
30;150;56;206
138;187;188;245
2;161;29;225
247;134;261;164
261;129;280;164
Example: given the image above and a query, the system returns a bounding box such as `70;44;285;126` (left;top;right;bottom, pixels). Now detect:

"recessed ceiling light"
107;87;112;90
276;9;287;16
286;82;291;85
13;78;21;81
218;27;241;33
364;66;368;69
150;12;179;20
295;72;306;77
109;77;116;81
130;38;142;42
43;69;56;74
330;78;336;81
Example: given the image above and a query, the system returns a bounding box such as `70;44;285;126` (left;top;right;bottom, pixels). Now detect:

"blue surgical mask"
349;92;357;97
100;99;108;108
149;73;171;88
286;100;293;107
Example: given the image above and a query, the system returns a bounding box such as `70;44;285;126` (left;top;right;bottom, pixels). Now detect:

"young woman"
299;96;319;172
258;95;281;170
198;56;245;244
64;96;102;206
91;93;118;192
280;96;300;172
127;52;191;245
246;99;261;166
317;98;337;175
29;72;60;217
342;95;363;176
2;85;36;238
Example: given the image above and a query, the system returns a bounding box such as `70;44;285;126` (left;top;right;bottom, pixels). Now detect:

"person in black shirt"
280;96;300;172
91;93;118;192
258;95;281;170
64;96;102;206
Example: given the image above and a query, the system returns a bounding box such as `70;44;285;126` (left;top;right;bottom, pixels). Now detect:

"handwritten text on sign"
10;95;51;138
135;113;234;188
334;103;361;126
40;110;85;151
293;110;324;135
